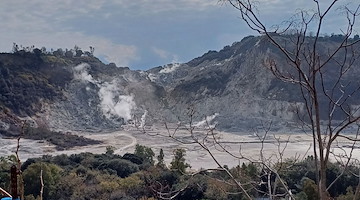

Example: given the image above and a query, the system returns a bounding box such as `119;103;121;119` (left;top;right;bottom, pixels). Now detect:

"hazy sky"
1;0;359;70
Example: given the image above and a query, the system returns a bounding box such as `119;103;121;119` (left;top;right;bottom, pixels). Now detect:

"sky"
0;0;359;70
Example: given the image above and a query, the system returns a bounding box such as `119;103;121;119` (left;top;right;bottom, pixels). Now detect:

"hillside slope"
147;35;360;131
1;35;359;133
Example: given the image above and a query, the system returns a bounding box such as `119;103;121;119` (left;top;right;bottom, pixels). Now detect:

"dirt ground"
1;124;359;169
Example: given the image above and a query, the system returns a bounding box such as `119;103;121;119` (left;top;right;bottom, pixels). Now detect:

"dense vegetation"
0;51;69;116
0;126;101;150
22;127;101;150
0;44;124;118
0;144;359;200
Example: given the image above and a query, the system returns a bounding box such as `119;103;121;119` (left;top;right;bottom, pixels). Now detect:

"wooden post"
10;165;18;199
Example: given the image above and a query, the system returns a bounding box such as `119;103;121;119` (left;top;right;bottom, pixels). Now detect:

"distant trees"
52;48;64;57
64;50;73;58
12;43;19;53
32;48;42;57
170;148;190;173
74;45;83;57
0;155;17;190
9;43;95;58
89;46;95;56
355;34;360;40
157;148;165;168
100;159;139;178
134;144;155;166
23;162;62;200
105;145;116;155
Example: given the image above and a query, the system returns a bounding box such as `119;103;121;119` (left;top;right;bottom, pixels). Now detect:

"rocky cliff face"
145;35;360;131
145;36;301;131
1;35;359;133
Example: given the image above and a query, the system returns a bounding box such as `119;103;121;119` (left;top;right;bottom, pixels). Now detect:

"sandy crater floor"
0;124;359;169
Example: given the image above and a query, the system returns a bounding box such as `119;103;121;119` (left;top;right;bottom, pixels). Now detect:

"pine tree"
156;148;165;168
170;149;190;173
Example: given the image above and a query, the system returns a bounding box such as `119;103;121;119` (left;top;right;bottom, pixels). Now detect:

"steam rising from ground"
99;81;135;121
139;110;148;128
74;63;96;83
194;113;219;128
73;63;137;121
159;63;180;73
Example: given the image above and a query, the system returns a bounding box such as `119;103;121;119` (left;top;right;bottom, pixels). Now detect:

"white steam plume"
73;63;137;121
73;63;96;83
194;113;219;128
159;63;180;74
98;81;136;121
159;55;180;74
139;110;148;128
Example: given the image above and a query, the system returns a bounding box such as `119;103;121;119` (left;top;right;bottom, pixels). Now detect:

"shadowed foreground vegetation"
0;144;359;200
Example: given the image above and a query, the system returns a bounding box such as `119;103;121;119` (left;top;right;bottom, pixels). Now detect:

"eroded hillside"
1;35;360;133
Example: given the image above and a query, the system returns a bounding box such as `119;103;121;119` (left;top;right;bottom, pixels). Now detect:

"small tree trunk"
314;87;329;199
319;162;329;200
268;172;272;199
40;169;44;200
